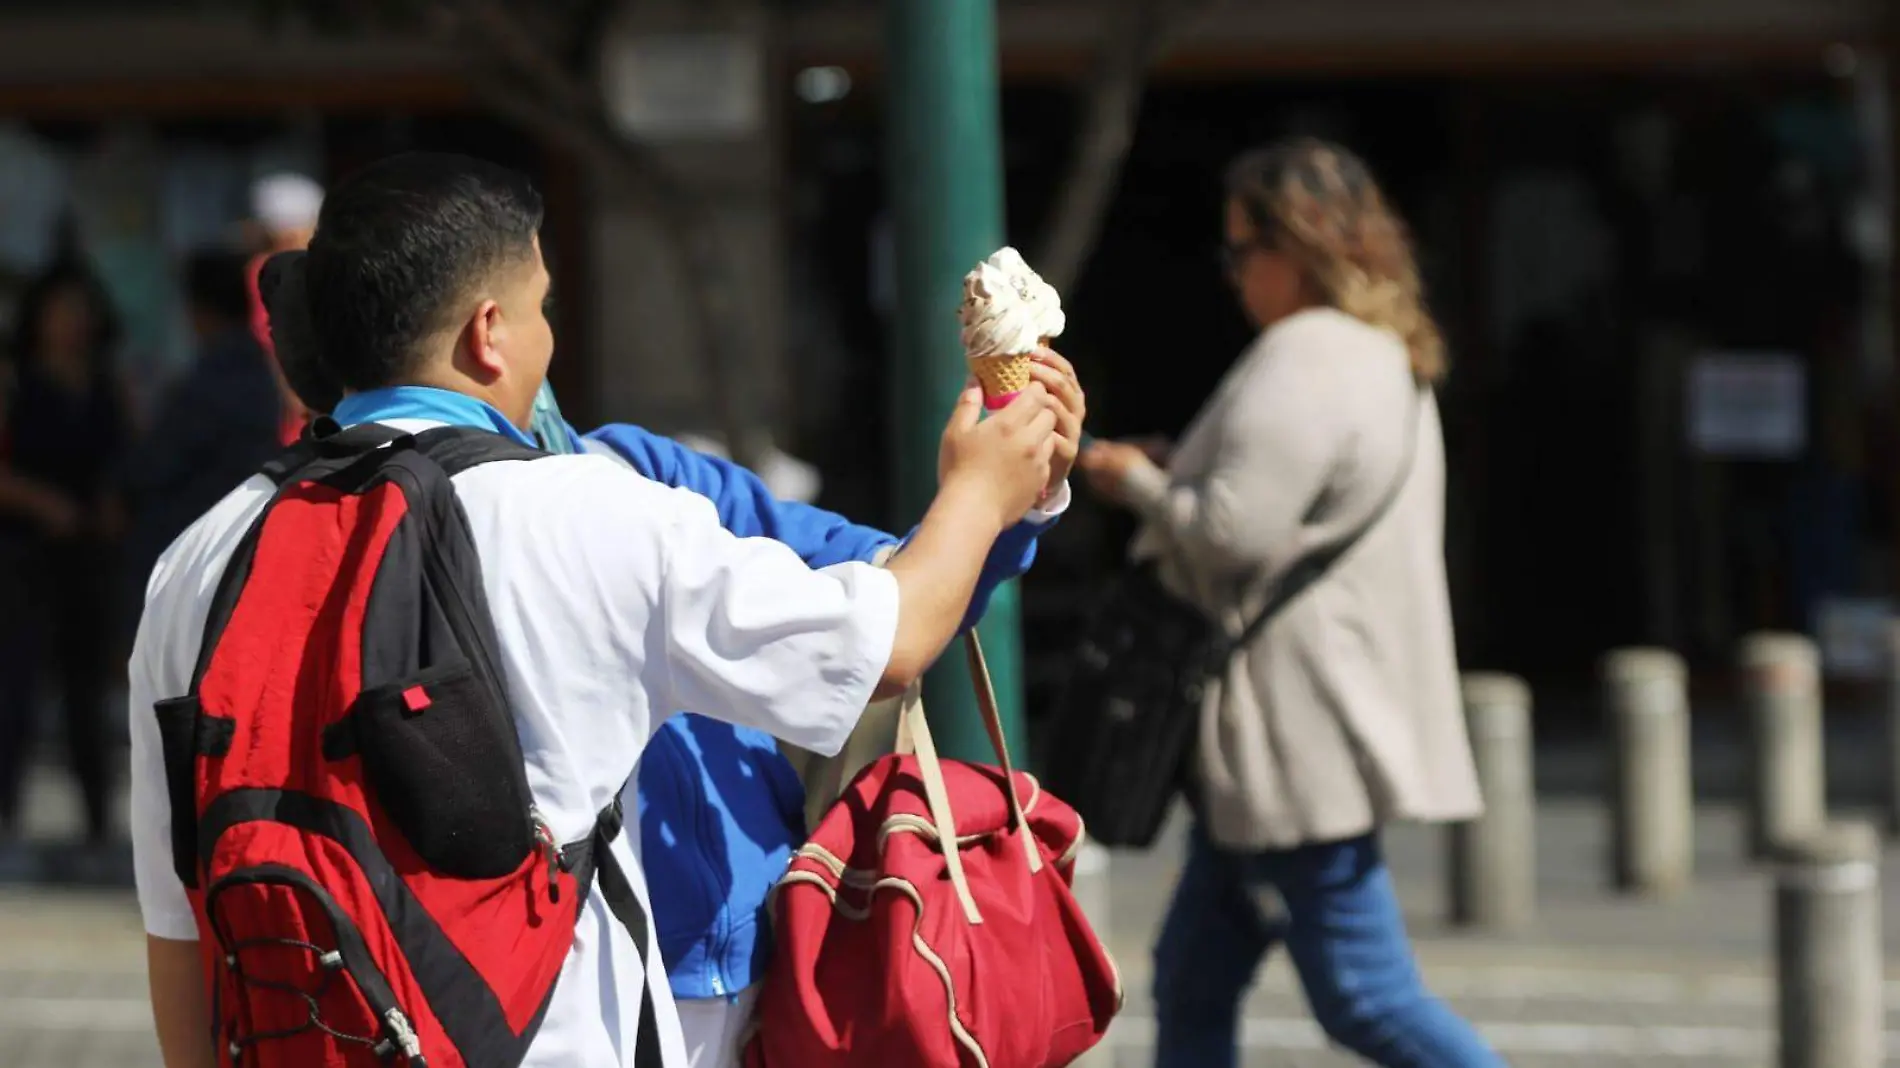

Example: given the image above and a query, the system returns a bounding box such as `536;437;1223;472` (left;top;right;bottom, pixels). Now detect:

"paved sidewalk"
1082;801;1900;1066
3;766;1898;1065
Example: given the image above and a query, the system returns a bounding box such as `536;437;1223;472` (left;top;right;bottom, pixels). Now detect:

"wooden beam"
0;74;471;119
797;32;1873;84
785;0;1879;77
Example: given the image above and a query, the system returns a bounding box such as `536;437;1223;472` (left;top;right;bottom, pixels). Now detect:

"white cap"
252;173;324;234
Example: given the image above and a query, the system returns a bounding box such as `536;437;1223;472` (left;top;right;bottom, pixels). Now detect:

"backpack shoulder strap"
1226;384;1426;655
411;425;549;476
210;423;547;690
556;782;662;1068
258;417;409;484
260;421;548;486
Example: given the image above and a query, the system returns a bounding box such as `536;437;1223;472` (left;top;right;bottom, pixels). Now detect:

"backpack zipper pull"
384;1008;427;1067
531;808;561;904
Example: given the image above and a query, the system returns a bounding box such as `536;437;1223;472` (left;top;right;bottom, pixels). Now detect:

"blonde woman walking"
1080;138;1502;1068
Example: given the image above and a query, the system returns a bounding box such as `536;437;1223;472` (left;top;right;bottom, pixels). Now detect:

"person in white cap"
251;172;323;253
245;172;325;442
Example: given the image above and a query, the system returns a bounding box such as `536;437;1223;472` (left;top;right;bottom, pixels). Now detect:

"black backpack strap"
261;419;548;486
256;416;365;485
210;420;519;693
411;425;548;476
259;442;320;487
592;801;663;1068
557;784;662;1068
1222;385;1426;657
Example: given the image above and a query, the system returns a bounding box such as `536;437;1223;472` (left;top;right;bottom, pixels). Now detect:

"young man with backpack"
128;152;1071;1068
255;249;1084;1068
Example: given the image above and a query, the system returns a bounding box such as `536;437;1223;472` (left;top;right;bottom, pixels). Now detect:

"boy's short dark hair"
183;247;253;325
304;152;544;392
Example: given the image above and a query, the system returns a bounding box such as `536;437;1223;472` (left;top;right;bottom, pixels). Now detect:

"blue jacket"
578;424;1053;1001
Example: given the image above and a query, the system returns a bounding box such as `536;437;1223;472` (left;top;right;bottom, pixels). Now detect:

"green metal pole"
885;0;1026;764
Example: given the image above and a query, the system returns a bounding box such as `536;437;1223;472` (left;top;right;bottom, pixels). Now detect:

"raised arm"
571;388;1055;756
579;417;1073;632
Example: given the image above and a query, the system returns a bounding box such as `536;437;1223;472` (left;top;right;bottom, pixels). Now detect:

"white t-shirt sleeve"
654;490;899;758
128;598;199;942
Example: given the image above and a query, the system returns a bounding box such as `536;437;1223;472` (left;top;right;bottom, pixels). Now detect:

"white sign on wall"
1686;352;1807;459
602;32;763;141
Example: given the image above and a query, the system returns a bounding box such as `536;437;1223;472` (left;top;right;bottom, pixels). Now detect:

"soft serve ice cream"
959;247;1065;409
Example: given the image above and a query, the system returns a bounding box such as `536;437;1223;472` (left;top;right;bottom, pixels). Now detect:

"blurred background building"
0;0;1891;740
7;8;1900;1068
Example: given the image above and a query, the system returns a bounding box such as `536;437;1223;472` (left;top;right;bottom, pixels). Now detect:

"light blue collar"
333;386;536;448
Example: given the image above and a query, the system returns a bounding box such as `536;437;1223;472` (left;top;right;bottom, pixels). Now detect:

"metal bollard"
1775;821;1883;1068
1887;620;1900;837
1741;634;1826;860
1067;842;1114;1066
1448;673;1535;931
1603;649;1693;896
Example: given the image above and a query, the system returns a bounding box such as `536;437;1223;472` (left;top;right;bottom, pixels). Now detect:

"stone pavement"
3;765;1899;1066
0;887;153;1068
1080;801;1900;1066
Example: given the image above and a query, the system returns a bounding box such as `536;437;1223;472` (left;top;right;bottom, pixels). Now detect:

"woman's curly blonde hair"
1225;138;1446;384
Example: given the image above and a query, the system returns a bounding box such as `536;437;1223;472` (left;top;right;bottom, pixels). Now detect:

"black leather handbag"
1045;390;1423;848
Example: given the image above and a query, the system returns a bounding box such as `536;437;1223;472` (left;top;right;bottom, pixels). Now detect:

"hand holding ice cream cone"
937;384;1060;531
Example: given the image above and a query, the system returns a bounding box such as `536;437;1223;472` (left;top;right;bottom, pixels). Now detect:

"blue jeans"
1153;826;1504;1068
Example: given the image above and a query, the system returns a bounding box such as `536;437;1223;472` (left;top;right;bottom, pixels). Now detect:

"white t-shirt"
127;420;899;1068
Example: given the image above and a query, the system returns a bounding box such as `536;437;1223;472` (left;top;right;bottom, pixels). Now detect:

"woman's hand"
1077;440;1161;507
1128;434;1173;467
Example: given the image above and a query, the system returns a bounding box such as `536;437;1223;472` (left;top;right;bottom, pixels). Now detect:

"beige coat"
1123;308;1480;850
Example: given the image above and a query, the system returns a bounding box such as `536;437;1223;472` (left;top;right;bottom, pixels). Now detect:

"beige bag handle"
893;632;1044;925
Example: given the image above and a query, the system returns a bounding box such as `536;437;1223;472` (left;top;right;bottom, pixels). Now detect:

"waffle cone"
968;351;1034;400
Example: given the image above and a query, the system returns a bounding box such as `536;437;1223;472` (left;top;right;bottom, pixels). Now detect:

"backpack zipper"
381;1008;425;1065
530;807;561;903
420;524;548;900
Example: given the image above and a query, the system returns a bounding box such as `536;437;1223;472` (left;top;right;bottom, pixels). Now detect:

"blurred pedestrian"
1078;138;1500;1068
124;248;285;595
245;172;324;443
0;259;132;852
253;249;342;420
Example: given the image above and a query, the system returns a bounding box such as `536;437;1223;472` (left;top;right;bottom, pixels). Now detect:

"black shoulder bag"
1044;389;1424;848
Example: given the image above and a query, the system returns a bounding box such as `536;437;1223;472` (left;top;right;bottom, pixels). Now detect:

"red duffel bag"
747;634;1123;1068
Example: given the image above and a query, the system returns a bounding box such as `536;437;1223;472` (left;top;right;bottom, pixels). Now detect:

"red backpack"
747;636;1123;1068
149;422;660;1068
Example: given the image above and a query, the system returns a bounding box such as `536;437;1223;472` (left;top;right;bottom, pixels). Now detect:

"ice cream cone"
959;246;1062;409
969;351;1034;409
